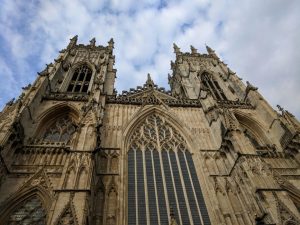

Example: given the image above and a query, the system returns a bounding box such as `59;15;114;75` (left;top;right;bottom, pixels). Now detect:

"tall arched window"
67;64;92;93
7;196;46;224
202;72;227;101
127;114;211;225
43;116;76;143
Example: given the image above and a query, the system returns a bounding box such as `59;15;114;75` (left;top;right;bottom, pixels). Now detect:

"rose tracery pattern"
43;116;76;143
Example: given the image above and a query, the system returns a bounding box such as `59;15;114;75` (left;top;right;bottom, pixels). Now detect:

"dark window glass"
186;152;211;225
162;150;180;223
153;150;169;225
67;84;74;92
178;150;202;225
136;150;147;225
128;149;136;225
169;151;190;225
202;73;226;101
78;72;85;81
67;64;92;93
145;150;159;225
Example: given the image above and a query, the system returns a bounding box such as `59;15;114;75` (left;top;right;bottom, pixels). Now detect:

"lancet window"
127;114;211;225
43;116;76;142
67;64;92;93
202;72;227;101
7;196;46;224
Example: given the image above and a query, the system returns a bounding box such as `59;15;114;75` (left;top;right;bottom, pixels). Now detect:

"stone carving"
89;37;96;47
206;45;220;61
243;81;258;101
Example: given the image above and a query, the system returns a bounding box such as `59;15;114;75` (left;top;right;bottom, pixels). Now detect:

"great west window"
127;114;211;225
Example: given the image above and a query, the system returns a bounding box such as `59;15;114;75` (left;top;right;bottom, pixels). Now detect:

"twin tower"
0;36;299;225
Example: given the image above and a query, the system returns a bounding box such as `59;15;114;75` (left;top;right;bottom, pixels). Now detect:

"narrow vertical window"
67;64;92;93
127;149;136;225
202;72;227;101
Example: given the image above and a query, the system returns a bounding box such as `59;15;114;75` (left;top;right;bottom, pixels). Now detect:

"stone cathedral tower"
0;36;299;225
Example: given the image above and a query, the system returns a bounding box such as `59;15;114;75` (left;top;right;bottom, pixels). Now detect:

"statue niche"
170;60;202;99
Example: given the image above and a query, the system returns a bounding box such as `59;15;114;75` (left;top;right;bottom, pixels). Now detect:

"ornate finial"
6;98;15;106
190;45;197;54
173;43;181;54
206;44;220;60
206;45;214;54
145;73;154;88
67;35;78;49
243;81;258;101
170;61;175;70
70;35;78;42
22;83;32;90
89;37;96;47
108;38;114;49
277;105;284;112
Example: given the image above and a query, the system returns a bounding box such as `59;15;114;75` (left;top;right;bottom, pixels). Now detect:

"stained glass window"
127;114;211;225
8;196;46;225
43;116;76;142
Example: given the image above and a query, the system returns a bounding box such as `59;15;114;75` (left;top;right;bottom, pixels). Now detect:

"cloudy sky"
0;0;299;118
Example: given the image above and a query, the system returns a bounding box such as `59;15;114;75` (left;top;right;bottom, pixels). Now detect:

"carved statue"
243;81;258;101
175;60;201;99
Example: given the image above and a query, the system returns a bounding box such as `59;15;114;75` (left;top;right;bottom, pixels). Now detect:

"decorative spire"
206;44;220;60
190;45;197;54
145;73;154;88
67;35;78;49
108;38;114;49
173;43;181;54
89;37;96;47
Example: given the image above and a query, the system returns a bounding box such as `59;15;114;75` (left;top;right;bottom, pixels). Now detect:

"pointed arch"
61;61;96;93
124;106;212;225
122;105;196;153
34;103;80;143
54;199;79;225
75;166;88;189
64;166;76;189
0;186;52;223
233;110;272;146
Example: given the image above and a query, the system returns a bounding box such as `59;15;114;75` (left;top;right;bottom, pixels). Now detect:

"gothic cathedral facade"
0;36;299;225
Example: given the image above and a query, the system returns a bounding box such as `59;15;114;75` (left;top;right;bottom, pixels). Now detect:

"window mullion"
154;119;170;221
151;150;161;225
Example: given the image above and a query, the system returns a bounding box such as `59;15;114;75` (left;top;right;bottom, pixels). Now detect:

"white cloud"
0;0;299;118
